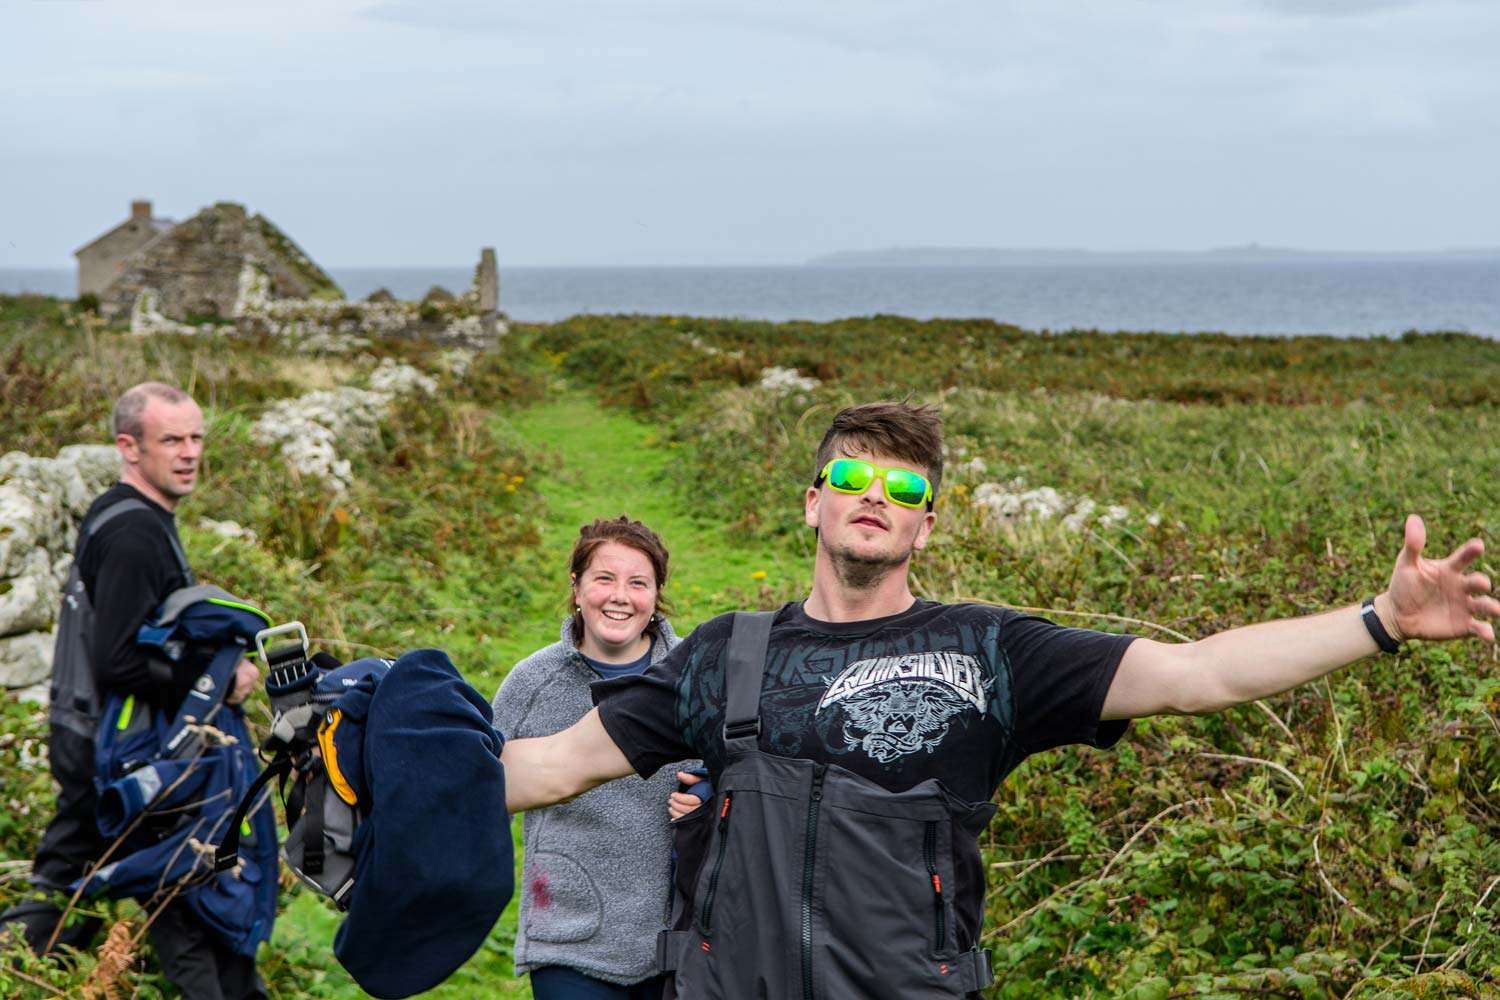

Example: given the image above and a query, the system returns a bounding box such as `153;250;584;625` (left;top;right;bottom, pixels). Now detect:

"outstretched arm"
501;707;636;813
1102;515;1496;721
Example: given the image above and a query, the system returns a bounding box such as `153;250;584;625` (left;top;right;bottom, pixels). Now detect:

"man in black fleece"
2;383;261;999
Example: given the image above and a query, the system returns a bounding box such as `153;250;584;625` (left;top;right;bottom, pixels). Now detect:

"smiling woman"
490;516;698;1000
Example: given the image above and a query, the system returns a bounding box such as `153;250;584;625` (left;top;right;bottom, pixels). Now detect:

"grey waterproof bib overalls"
659;612;998;999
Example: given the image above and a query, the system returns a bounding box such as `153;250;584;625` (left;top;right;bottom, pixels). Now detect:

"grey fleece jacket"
491;617;695;985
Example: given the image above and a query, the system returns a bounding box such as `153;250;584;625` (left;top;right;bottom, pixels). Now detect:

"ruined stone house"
79;201;342;322
75;199;502;345
73;200;175;299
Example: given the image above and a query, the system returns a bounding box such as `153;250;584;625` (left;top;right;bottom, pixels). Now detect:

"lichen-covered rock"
366;287;396;303
439;349;475;379
972;478;1131;533
369;358;437;397
249;360;443;492
0;482;64;579
421;285;456;305
0;559;58;637
0;443;119;688
199;517;259;546
53;445;122;517
251;387;386;491
759;366;821;395
0;631;54;689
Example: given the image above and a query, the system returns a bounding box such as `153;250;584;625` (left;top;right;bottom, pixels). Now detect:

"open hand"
1382;515;1497;643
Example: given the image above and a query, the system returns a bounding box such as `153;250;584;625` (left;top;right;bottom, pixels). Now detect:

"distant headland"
806;244;1500;267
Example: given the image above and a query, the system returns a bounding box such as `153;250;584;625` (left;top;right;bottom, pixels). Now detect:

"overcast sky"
3;0;1498;266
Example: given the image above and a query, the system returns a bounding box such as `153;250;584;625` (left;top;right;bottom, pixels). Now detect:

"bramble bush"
1;298;1494;998
532;313;1499;999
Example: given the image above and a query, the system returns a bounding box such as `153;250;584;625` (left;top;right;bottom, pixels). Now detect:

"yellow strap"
317;709;359;807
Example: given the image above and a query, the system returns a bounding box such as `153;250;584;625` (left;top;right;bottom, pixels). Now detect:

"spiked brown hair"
812;400;944;496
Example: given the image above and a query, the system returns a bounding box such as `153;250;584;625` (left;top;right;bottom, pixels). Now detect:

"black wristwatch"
1360;597;1401;654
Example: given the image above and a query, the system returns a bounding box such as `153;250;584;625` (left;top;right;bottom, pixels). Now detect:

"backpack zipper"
924;820;947;951
699;792;733;933
801;765;828;1000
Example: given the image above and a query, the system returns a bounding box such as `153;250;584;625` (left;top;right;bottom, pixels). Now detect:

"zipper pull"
931;873;943;895
810;765;827;802
719;792;733;828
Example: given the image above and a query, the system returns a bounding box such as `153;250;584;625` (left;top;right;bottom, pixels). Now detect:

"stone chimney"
131;200;152;220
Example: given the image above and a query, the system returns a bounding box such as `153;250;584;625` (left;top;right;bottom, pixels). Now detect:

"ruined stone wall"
0;446;120;697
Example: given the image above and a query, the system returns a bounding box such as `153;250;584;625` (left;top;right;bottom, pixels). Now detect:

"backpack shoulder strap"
722;611;774;754
77;496;194;584
77;498;151;556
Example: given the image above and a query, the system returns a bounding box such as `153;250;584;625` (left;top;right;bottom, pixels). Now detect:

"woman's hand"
667;770;709;820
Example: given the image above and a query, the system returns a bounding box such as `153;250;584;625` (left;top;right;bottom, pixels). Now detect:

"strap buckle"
723;717;761;742
974;947;995;987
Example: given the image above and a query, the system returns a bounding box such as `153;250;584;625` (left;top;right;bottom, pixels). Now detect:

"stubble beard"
823;535;910;592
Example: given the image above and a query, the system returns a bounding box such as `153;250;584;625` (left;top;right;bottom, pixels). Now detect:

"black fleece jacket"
76;483;196;712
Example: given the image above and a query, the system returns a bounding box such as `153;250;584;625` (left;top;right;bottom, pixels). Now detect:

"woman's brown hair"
568;516;673;644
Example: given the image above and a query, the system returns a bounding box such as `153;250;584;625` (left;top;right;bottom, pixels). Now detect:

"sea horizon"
4;259;1499;338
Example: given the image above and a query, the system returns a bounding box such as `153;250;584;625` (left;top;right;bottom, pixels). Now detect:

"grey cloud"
1251;0;1418;15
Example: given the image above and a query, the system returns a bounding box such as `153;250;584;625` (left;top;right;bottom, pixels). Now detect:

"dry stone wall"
0;445;120;696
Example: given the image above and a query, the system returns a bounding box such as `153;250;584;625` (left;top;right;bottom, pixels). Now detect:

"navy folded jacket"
329;648;512;999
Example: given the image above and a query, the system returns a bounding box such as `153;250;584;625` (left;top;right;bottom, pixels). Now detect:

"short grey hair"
112;382;191;440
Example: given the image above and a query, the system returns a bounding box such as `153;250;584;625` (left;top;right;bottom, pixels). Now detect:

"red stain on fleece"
530;873;553;909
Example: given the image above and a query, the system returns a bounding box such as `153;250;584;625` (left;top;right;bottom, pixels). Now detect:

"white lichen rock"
0;631;54;689
0;558;59;637
369;359;437;397
130;289;200;337
758;366;820;395
972;478;1130;533
250;359;440;492
199;518;259;546
233;262;273;317
0;482;64;579
438;349;475;379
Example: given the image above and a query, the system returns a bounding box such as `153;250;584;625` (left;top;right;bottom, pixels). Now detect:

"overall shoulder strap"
722;611;774;753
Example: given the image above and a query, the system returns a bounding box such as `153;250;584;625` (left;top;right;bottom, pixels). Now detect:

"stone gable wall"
78;220;166;299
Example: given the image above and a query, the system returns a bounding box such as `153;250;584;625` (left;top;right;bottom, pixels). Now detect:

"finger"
1445;538;1486;572
1471;594;1500;619
675;771;699;783
1470;619;1495;642
1398;514;1426;567
1464;572;1493;594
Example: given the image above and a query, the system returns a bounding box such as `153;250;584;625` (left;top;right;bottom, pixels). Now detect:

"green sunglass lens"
829;460;873;492
885;471;929;506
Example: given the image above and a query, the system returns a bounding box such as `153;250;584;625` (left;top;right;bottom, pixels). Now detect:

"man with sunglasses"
501;400;1496;999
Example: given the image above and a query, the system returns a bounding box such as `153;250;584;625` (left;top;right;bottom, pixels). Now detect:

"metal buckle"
723;718;761;741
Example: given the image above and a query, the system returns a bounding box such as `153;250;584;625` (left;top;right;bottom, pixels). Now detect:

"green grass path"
271;387;800;1000
480;386;805;686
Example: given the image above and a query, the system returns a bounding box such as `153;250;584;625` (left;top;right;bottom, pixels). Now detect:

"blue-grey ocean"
5;260;1500;337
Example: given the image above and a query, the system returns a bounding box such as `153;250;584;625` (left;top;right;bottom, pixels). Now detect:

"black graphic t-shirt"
593;600;1136;804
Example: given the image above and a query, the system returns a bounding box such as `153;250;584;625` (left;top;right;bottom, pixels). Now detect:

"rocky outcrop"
250;359;441;493
0;445;119;694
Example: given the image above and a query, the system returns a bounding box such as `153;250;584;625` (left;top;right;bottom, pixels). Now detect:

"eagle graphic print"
816;652;988;763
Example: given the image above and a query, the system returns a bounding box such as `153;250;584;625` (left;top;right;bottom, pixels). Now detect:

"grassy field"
1;297;1496;998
